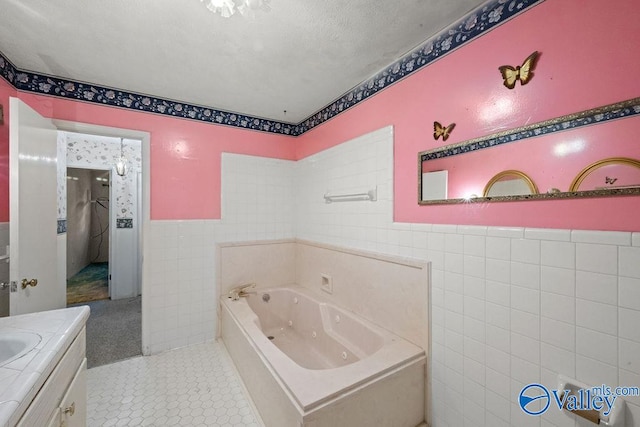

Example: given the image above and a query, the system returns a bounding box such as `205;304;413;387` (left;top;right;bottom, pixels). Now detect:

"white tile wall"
144;220;217;354
620;277;640;310
428;228;640;427
294;126;395;253
219;153;295;242
142;125;640;426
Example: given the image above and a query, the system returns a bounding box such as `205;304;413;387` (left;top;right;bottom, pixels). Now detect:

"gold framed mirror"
483;170;538;197
569;157;640;192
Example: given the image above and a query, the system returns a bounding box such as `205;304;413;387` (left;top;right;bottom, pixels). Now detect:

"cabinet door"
60;358;87;427
45;409;61;427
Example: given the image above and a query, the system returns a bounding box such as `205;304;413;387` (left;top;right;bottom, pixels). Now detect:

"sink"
0;332;42;367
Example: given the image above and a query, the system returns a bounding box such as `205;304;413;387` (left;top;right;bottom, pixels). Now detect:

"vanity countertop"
0;306;90;427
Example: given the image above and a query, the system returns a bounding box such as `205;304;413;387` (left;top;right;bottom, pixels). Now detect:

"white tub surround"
217;239;296;296
294;240;430;351
221;285;425;427
0;306;89;427
217;238;431;425
217;239;429;350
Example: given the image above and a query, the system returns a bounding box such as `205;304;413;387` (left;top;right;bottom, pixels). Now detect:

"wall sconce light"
115;138;127;176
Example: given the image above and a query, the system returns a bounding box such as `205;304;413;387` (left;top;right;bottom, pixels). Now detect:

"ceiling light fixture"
115;138;127;177
200;0;270;18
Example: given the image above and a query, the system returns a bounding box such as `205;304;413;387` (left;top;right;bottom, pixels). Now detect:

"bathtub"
220;285;426;427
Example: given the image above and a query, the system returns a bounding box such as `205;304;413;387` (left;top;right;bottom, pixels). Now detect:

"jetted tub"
220;286;426;427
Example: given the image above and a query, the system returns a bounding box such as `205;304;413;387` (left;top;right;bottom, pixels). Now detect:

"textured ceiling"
0;0;486;123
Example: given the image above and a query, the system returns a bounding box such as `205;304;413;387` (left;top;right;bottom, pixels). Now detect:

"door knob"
21;278;38;289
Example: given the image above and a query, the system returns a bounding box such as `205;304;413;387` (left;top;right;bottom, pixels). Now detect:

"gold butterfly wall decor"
433;121;456;141
498;51;540;89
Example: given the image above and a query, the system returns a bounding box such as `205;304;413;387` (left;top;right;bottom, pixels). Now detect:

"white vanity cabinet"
16;328;87;427
0;306;89;427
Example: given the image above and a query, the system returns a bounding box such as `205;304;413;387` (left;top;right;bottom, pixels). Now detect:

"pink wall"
14;93;296;220
2;0;639;230
0;78;16;222
296;0;640;231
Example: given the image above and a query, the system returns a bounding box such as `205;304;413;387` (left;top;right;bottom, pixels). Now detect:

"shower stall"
66;168;112;304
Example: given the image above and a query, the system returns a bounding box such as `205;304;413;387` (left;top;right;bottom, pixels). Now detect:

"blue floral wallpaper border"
57;219;67;234
296;0;544;132
0;0;541;137
0;55;16;87
420;97;640;162
117;218;133;229
59;217;134;231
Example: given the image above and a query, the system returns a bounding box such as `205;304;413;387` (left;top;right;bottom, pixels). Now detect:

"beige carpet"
70;296;142;368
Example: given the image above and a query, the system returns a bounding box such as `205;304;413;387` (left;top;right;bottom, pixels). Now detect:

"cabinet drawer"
16;328;86;427
60;358;86;427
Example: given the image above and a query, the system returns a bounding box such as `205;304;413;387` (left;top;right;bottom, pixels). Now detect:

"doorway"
9;97;150;362
66;167;112;305
59;130;143;366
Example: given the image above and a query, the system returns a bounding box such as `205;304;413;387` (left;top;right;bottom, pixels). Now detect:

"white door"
9;97;62;315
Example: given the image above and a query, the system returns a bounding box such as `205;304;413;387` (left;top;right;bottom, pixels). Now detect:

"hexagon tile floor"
87;341;263;426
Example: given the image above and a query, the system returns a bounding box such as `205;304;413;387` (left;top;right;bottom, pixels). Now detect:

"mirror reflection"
419;98;640;204
569;158;640;192
483;170;538;197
